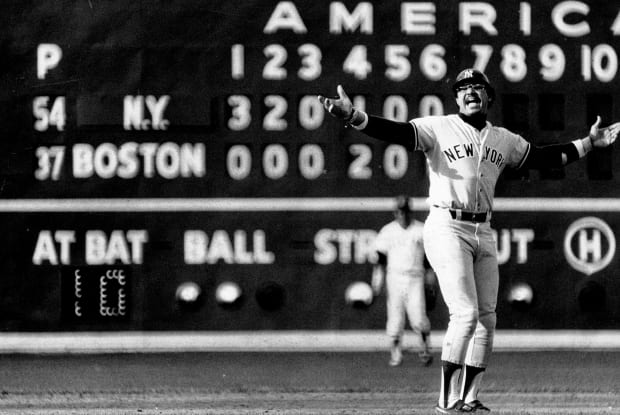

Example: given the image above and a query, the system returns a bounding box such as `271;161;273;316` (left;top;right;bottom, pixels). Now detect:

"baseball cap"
394;195;412;212
452;68;495;101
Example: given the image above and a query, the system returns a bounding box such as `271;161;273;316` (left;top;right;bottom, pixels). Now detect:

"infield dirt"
0;351;618;414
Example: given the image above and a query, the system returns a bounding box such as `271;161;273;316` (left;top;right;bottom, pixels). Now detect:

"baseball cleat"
389;345;402;366
467;400;490;411
434;400;475;413
418;351;433;366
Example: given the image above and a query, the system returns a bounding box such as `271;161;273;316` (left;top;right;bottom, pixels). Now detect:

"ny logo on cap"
462;69;474;79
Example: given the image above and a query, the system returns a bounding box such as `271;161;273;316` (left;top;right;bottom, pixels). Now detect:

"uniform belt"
434;205;490;223
449;208;490;223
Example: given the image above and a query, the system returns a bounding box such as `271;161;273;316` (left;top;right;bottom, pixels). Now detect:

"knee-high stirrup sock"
439;361;463;408
461;365;486;403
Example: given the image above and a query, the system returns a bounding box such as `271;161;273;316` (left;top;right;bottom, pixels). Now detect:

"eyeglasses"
456;83;486;93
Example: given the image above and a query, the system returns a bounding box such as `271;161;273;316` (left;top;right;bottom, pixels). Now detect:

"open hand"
590;115;620;147
318;85;353;120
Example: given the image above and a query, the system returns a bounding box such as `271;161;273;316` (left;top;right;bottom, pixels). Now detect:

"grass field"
0;351;619;414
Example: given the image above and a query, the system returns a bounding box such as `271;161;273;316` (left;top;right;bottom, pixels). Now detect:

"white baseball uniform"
318;71;615;411
411;114;530;367
374;219;430;340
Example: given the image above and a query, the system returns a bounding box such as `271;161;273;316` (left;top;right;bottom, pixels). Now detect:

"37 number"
35;146;65;180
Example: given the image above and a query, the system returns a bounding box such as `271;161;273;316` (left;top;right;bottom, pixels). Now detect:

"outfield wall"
1;1;619;332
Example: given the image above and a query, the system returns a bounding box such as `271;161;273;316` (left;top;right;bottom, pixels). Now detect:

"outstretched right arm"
318;85;417;150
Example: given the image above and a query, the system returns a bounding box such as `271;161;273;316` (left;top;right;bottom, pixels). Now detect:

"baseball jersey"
411;114;530;213
374;220;425;277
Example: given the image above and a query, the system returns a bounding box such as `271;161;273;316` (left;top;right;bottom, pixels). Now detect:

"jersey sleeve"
373;226;389;253
410;116;438;152
504;129;531;169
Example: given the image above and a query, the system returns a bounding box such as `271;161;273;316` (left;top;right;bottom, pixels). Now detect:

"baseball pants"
386;272;430;343
422;207;498;368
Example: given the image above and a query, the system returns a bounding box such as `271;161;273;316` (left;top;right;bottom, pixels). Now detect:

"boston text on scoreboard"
2;0;619;198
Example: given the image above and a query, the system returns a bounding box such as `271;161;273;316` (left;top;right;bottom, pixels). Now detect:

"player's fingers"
593;115;602;129
608;122;620;134
604;124;619;141
608;127;619;143
318;96;338;115
607;126;618;141
336;84;350;102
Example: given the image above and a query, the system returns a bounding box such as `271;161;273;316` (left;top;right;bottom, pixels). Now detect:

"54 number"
33;96;66;131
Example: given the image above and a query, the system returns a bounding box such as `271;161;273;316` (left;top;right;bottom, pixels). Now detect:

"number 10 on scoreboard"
61;267;131;323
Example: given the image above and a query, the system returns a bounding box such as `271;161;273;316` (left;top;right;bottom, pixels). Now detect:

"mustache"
465;94;481;102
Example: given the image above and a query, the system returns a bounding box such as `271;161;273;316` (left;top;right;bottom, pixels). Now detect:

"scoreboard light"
255;281;286;311
507;282;534;310
215;281;243;309
175;281;204;311
578;280;606;313
345;281;374;308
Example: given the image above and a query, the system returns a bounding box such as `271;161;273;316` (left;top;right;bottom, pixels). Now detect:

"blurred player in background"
372;195;434;367
319;68;620;413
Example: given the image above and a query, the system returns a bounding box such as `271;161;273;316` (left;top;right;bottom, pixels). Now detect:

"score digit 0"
99;269;127;317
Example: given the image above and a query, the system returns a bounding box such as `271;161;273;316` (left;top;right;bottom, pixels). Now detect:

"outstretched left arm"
522;116;620;170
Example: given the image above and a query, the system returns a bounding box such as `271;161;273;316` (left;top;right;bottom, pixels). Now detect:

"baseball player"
318;68;620;413
372;195;434;367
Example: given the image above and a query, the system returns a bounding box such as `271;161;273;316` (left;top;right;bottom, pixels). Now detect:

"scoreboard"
1;0;620;331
